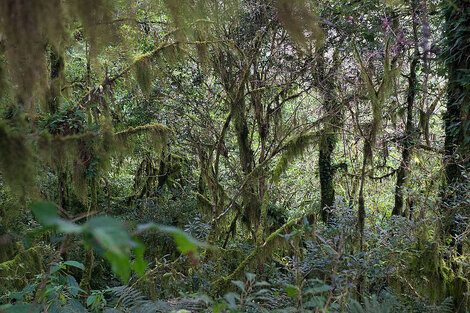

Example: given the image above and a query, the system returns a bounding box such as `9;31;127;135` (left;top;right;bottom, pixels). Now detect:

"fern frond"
437;297;453;313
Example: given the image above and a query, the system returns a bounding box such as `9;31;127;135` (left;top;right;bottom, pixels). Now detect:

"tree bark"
316;47;341;224
319;131;335;223
442;0;470;247
440;1;470;310
392;56;418;216
393;0;420;217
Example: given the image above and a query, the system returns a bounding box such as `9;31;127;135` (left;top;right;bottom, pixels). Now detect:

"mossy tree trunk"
231;84;261;238
47;47;64;113
47;47;70;212
392;75;415;216
440;0;470;310
319;132;335;223
315;46;342;224
442;0;470;238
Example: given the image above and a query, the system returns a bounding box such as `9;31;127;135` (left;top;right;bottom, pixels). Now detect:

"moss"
114;124;170;152
0;246;45;293
0;234;18;263
272;131;319;183
0;120;36;196
449;276;469;312
79;248;94;293
134;57;154;95
411;240;470;310
319;131;336;223
274;0;324;47
193;191;212;213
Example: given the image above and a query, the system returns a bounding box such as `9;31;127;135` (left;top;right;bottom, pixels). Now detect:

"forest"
0;0;469;312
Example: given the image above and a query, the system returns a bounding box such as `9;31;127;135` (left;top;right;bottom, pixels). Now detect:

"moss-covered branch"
114;124;169;141
211;213;308;292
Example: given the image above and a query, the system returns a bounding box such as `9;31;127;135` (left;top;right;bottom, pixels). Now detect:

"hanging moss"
134;56;155;95
354;40;401;146
273;0;324;48
0;0;121;108
0;121;36;196
272;131;319;183
36;121;169;204
114;123;170;152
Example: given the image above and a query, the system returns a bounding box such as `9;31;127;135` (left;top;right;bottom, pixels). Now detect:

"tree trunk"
392;56;417;216
316;47;341;224
393;0;420;217
440;1;470;310
231;86;260;232
319;131;335;223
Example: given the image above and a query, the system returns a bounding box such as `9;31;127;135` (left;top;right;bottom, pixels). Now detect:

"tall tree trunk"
442;0;470;234
392;56;418;216
47;47;68;211
357;143;368;246
441;1;470;310
231;86;260;235
393;0;419;217
316;48;341;224
319;131;335;223
47;47;64;113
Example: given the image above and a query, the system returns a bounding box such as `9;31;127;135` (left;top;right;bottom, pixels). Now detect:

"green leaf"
254;281;270;287
223;292;239;309
86;295;97;307
0;304;41;313
66;275;80;297
30;201;82;233
56;220;83;234
30;201;59;226
84;216;132;282
64;261;85;270
67;299;87;312
135;222;160;233
85;217;131;253
132;242;147;276
104;251;131;283
158;225;208;254
50;263;63;274
285;284;299;298
231;280;245;292
304;284;331;295
137;223;209;255
245;272;256;282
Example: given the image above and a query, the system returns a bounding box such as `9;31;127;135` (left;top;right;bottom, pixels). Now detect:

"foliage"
0;0;469;312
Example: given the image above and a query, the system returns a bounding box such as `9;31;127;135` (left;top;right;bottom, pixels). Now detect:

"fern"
106;285;147;311
436;297;453;313
104;285;171;313
348;294;402;313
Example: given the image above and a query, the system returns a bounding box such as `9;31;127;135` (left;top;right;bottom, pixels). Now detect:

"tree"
441;0;470;310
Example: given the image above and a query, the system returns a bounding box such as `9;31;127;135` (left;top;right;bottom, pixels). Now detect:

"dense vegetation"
0;0;469;312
